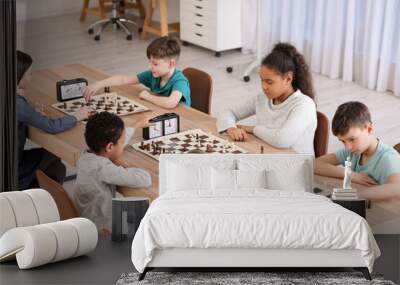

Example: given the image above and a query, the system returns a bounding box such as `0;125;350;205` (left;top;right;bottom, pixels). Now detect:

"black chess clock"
143;113;180;140
56;78;88;102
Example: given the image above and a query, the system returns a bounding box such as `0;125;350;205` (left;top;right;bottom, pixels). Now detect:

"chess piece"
260;146;264;154
140;142;144;149
63;102;67;108
343;156;352;190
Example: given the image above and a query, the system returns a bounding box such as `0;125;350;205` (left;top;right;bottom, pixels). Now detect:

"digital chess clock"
143;113;180;140
56;78;88;102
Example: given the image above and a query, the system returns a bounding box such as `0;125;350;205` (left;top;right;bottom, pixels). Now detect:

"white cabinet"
180;0;242;56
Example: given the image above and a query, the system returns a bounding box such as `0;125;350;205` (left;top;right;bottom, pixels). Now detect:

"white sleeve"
253;101;316;148
99;162;152;188
216;96;257;132
124;127;135;146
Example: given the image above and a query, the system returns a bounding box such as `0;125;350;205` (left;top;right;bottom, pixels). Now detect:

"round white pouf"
24;189;60;224
0;196;17;237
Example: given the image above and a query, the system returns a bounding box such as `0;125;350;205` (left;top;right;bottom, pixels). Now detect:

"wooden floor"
17;12;400;154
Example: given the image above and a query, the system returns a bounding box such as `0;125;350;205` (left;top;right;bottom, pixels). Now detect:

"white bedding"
131;190;380;273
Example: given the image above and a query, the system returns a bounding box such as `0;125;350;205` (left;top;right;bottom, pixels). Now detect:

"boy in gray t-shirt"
315;101;400;200
74;112;153;233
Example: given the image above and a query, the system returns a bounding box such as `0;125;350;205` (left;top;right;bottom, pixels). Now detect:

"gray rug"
116;271;396;285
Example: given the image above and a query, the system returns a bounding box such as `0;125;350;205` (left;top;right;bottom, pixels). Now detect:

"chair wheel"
94;35;100;41
88;28;94;35
243;75;250;82
138;27;143;34
226;66;233;73
182;41;189;46
126;35;132;41
215;52;221;57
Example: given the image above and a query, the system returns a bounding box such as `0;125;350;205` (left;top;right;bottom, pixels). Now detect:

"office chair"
87;0;141;41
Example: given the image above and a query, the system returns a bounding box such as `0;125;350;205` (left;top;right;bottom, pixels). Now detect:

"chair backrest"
182;67;213;114
394;143;400;153
36;170;79;220
314;111;330;158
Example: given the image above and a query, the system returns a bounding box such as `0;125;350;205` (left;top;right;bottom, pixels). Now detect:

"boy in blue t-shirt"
83;36;191;109
315;101;400;200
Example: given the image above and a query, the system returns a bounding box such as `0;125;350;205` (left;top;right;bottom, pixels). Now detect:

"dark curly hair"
262;43;314;101
332;101;372;136
85;112;124;153
146;36;181;60
17;50;33;84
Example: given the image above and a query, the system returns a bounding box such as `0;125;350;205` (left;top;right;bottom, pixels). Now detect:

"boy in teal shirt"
83;36;190;109
315;101;400;200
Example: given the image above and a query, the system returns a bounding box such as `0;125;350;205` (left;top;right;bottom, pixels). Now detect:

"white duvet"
131;190;380;272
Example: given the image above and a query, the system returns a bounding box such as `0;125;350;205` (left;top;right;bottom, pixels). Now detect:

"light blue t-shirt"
335;141;400;184
137;69;191;106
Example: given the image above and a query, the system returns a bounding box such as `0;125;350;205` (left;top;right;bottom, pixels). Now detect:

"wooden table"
314;175;400;234
26;64;290;201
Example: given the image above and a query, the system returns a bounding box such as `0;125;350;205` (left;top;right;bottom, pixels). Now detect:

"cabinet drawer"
181;0;216;13
180;28;216;50
180;2;217;18
180;11;217;27
181;21;216;39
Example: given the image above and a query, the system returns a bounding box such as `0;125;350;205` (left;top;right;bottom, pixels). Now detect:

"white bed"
131;154;380;280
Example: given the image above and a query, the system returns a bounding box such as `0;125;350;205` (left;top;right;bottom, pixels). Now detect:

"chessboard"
131;129;248;161
52;92;149;122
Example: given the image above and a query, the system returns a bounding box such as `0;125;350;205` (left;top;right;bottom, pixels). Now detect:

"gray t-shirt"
74;150;151;229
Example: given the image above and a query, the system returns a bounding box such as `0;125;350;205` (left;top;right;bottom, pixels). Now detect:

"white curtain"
242;0;400;96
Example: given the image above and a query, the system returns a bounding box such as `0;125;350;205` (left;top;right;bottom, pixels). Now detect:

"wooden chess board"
52;92;149;122
131;129;248;161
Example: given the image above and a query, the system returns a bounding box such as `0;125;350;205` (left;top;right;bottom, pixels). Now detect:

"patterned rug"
117;271;395;285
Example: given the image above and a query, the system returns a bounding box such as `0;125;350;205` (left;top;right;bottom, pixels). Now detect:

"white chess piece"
343;156;352;190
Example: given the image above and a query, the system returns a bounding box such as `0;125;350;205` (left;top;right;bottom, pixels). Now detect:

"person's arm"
17;97;86;134
315;153;378;186
82;75;139;101
99;161;152;188
252;102;314;148
139;89;182;109
357;174;400;200
216;95;257;133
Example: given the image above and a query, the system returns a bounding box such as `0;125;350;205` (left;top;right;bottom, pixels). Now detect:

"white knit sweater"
217;90;317;154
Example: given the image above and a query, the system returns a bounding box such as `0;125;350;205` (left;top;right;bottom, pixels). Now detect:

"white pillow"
267;168;308;191
167;162;212;191
211;168;237;190
236;169;267;189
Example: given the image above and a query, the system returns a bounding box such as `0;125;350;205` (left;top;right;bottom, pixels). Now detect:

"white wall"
17;0;180;22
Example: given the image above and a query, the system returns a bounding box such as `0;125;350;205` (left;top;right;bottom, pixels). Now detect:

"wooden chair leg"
98;0;107;19
159;0;168;37
80;0;90;21
141;0;155;39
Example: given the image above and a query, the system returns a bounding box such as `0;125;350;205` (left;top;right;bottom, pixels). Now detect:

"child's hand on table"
138;90;151;101
351;172;378;187
227;127;248;142
237;124;255;134
72;106;90;121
